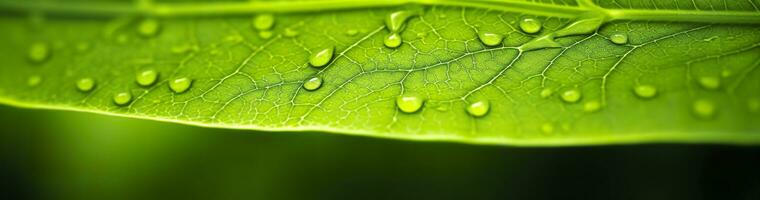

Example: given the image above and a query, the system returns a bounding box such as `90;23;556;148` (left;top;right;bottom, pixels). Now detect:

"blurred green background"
1;105;759;200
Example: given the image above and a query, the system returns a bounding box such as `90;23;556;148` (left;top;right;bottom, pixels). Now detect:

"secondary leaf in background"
0;0;759;146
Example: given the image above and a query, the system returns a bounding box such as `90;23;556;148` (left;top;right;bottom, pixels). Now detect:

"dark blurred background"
0;105;758;200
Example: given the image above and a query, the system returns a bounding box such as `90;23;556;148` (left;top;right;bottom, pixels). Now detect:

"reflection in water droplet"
384;33;402;48
27;75;41;87
478;32;504;47
253;14;275;30
309;47;335;67
698;76;720;90
609;33;628;44
583;100;602;113
136;70;158;87
396;95;423;113
693;99;716;119
28;42;50;63
77;78;95;92
519;18;542;34
303;77;322;91
466;100;490;117
560;89;581;103
169;77;192;93
113;92;132;106
137;18;160;37
633;85;657;99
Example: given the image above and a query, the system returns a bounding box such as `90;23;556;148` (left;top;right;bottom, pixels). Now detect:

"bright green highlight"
253;14;275;30
633;85;657;99
698;76;721;90
560;89;582;103
137;18;160;37
28;42;49;63
693;99;716;119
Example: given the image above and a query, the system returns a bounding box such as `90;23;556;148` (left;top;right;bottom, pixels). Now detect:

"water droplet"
27;75;41;87
633;85;657;99
28;42;50;63
396;95;423;113
748;98;760;113
284;28;299;37
136;70;158;87
609;33;628;44
346;29;359;36
540;88;554;98
384;33;402;48
560;89;582;103
113;92;132;106
76;78;95;92
253;14;275;30
478;32;504;47
137;18;160;37
385;11;417;33
303;77;322;91
692;99;716;119
258;31;273;39
309;47;335;68
519;18;542;34
466;100;490;117
169;77;192;93
698;76;720;90
541;123;554;134
721;69;732;78
583;100;602;113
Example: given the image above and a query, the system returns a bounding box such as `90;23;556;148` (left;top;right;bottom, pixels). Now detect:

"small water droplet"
309;47;335;68
633;85;657;99
169;77;192;93
137;18;160;37
284;28;299;37
396;95;423;113
721;69;732;78
113;92;132;106
541;123;554;134
478;32;504;47
466;100;490;117
346;29;359;36
416;32;427;39
560;89;582;103
698;76;720;90
609;33;628;44
748;98;760;113
258;31;273;39
136;70;158;87
76;78;95;92
692;99;716;119
27;75;41;87
519;18;542;34
540;88;554;98
303;77;322;91
385;11;417;33
253;14;275;30
28;42;50;63
384;33;402;48
583;100;602;113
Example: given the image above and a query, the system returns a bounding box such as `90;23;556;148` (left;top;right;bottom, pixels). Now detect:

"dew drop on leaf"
698;76;720;90
28;42;50;63
384;33;402;48
309;46;335;68
466;100;490;117
136;70;158;87
27;75;41;87
519;18;542;34
284;28;299;37
258;31;273;39
633;85;657;99
385;11;416;33
583;100;602;113
137;18;160;37
609;33;628;44
693;99;716;119
478;32;504;47
721;69;733;78
76;78;95;92
169;77;192;93
345;29;359;36
113;92;132;106
541;123;554;134
560;89;582;103
253;14;275;30
396;95;423;113
303;77;323;91
540;88;554;98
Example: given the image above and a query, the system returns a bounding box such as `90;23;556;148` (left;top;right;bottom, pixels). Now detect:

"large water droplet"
303;77;322;91
385;11;417;33
478;32;504;47
396;95;423;113
560;89;582;103
27;75;41;87
692;99;716;119
76;78;95;92
137;18;160;37
466;100;490;117
309;47;335;67
583;100;602;113
28;42;50;63
519;18;542;34
698;76;720;90
609;33;628;45
136;70;158;86
113;92;132;106
169;77;192;93
253;14;275;30
384;33;402;48
633;85;657;99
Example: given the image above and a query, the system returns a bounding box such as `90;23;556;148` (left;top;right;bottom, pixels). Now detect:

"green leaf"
1;0;759;146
